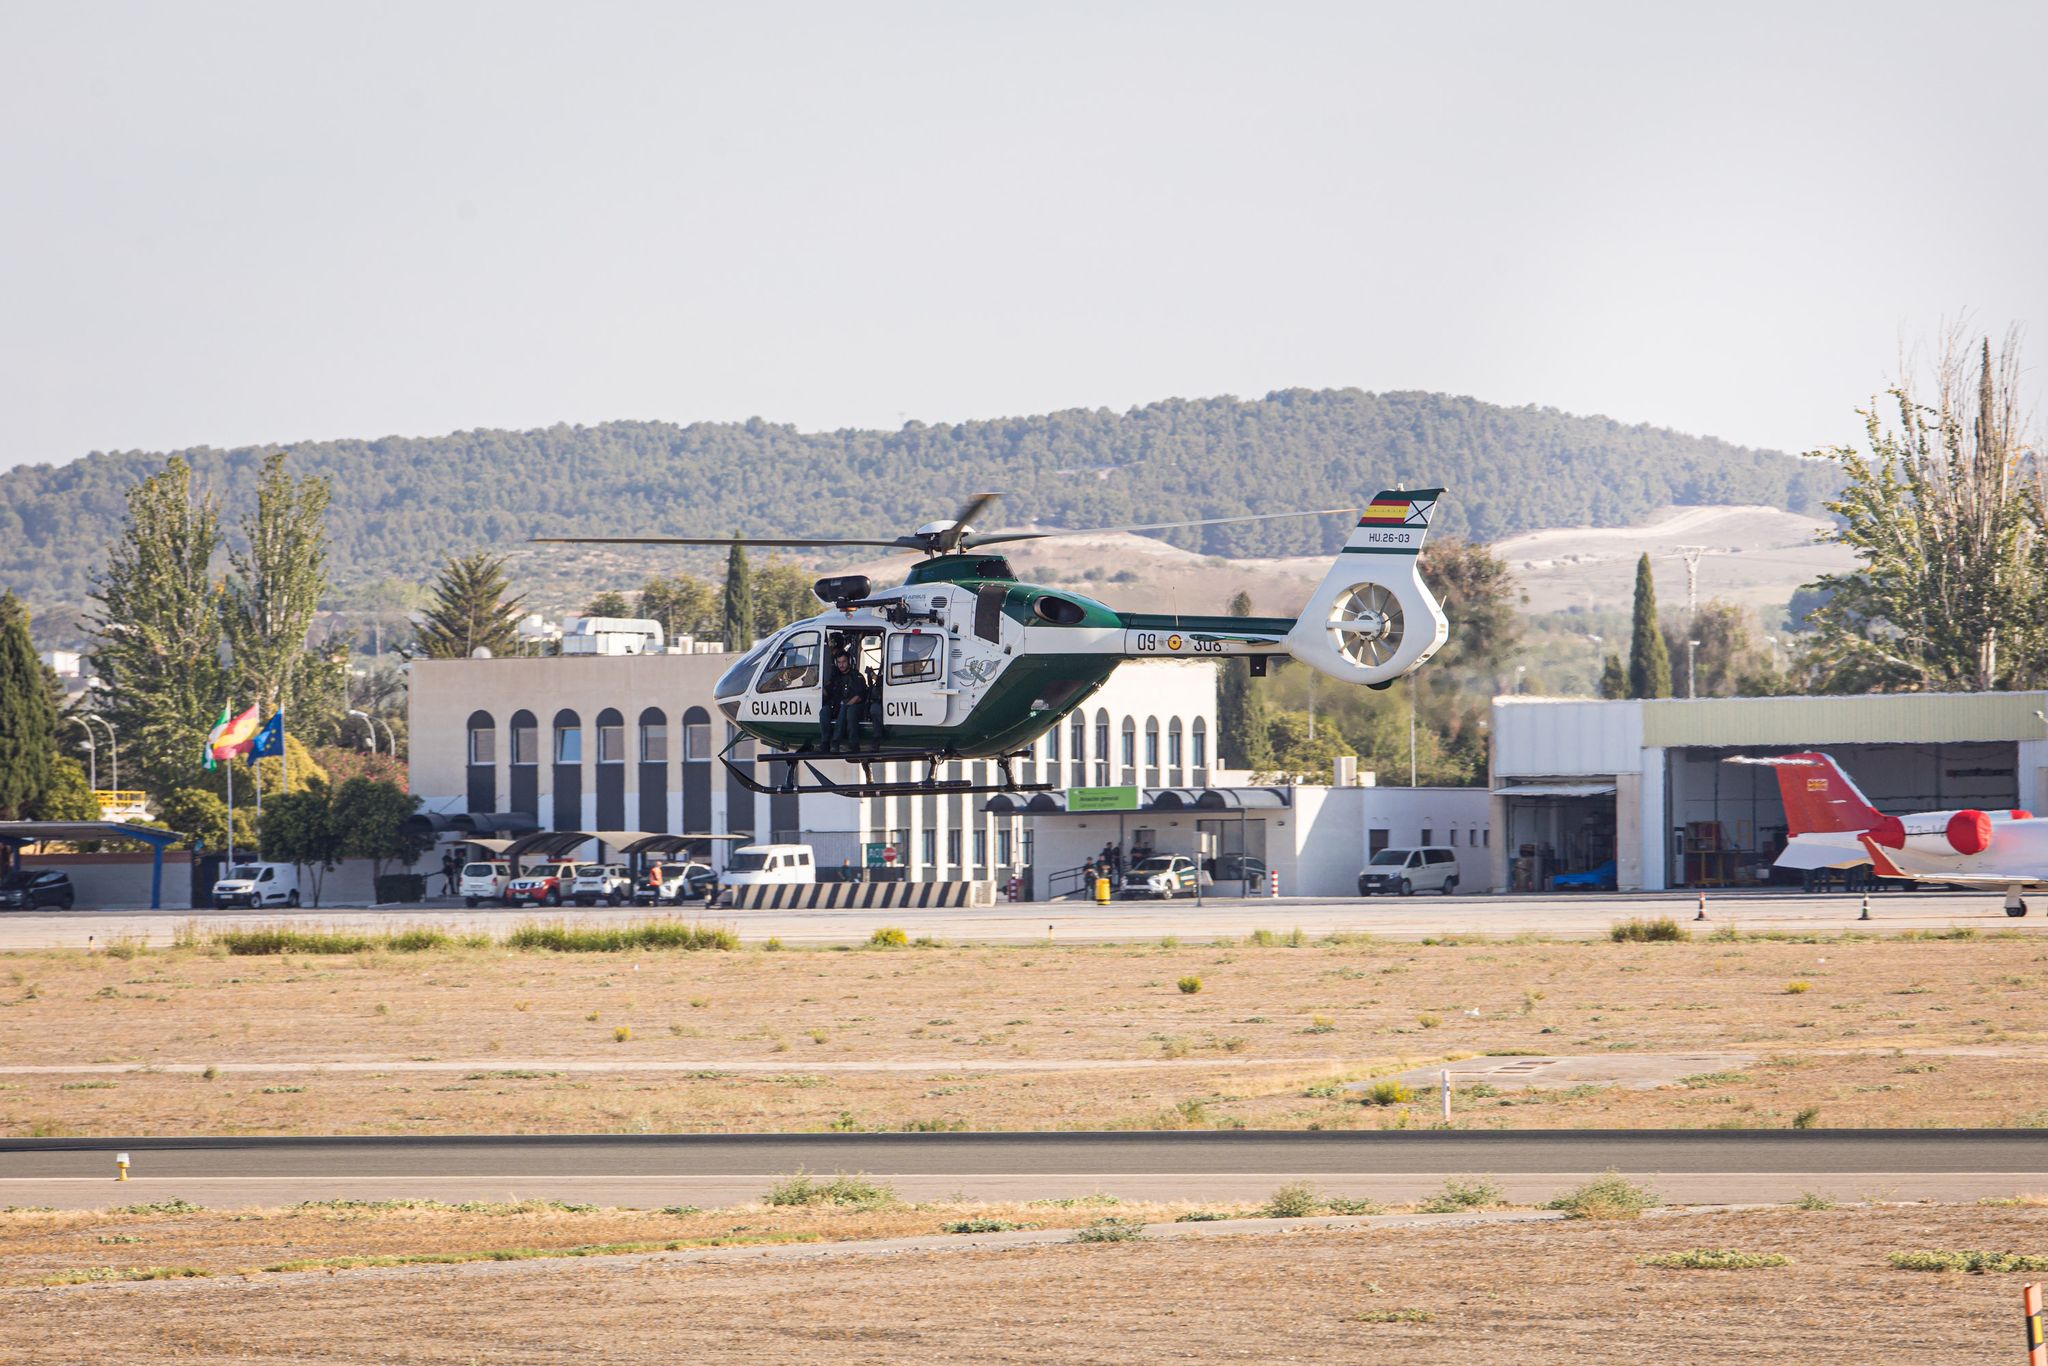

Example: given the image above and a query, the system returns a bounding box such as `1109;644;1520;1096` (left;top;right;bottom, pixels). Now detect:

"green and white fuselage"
716;488;1449;761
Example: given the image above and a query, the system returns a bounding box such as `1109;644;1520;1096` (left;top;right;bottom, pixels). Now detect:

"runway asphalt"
9;1130;2045;1210
2;888;2039;949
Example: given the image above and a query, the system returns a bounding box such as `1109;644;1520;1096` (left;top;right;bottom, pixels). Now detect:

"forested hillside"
0;388;1833;618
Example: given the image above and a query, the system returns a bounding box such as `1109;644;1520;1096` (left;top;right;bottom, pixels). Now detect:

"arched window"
1046;724;1061;763
1143;717;1160;768
553;709;582;764
1168;718;1184;768
682;706;712;761
1120;717;1137;768
1192;717;1208;769
638;707;667;762
466;710;495;765
596;708;625;764
509;710;538;766
1093;709;1111;786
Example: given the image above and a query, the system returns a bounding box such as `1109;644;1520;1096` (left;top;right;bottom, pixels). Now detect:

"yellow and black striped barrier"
726;882;988;911
2025;1283;2045;1366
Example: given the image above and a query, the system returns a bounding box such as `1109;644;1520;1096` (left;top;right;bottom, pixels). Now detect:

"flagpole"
227;759;236;867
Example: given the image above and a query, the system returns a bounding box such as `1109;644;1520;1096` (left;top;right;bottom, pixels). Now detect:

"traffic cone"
1695;891;1707;922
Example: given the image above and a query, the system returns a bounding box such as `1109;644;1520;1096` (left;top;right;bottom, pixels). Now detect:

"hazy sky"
3;1;2044;471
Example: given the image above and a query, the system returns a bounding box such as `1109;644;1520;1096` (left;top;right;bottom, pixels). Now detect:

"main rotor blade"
936;491;1003;550
962;506;1358;549
529;535;919;550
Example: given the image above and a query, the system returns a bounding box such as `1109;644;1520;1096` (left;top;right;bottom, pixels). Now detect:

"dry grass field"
5;929;2047;1135
6;1199;2044;1363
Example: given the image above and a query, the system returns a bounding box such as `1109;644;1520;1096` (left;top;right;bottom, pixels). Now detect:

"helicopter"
535;488;1448;799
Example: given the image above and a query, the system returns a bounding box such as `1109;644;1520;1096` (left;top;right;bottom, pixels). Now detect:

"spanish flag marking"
1357;497;1435;528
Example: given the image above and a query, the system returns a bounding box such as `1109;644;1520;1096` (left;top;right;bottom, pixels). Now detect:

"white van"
1357;847;1460;897
719;844;816;898
212;862;302;909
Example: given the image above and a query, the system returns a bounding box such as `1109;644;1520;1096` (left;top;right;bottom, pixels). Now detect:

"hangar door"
1664;742;2020;887
1498;782;1617;892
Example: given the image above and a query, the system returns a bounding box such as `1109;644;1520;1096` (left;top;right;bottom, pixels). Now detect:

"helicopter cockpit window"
887;633;943;684
757;631;821;694
715;638;774;700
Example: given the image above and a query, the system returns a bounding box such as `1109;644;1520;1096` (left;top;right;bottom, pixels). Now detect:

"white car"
212;862;301;909
1357;847;1461;896
1119;854;1199;899
632;861;717;905
568;863;633;906
459;861;513;907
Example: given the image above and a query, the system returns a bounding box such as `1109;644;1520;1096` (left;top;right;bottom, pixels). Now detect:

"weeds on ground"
1362;1080;1414;1107
505;922;737;952
1792;1106;1821;1129
1794;1191;1839;1211
1417;1178;1504;1214
1174;1210;1232;1222
1177;976;1203;994
1641;1248;1791;1270
1354;1308;1432;1324
215;928;452;955
1889;1250;2048;1273
764;1171;898;1210
1028;1194;1122;1209
868;927;909;948
1611;918;1688;943
45;1265;209;1285
1262;1182;1323;1218
1074;1216;1147;1243
940;1218;1037;1233
111;1198;203;1216
1545;1172;1659;1220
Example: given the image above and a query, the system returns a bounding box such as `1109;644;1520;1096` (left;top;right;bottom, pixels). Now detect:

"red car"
502;862;577;907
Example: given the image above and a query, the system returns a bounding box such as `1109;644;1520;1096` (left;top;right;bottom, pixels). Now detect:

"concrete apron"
5;1170;2030;1211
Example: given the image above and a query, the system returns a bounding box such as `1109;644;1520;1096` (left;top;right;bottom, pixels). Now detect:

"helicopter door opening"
885;631;947;726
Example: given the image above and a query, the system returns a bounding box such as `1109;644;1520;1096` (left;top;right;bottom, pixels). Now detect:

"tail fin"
1756;752;1891;837
1284;488;1450;687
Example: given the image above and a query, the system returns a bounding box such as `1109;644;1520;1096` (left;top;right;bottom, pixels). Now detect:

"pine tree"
223;451;339;736
0;592;56;819
583;590;633;618
723;541;754;649
638;574;721;642
1598;653;1628;700
416;553;525;659
88;457;230;797
1217;590;1273;769
1628;554;1671;699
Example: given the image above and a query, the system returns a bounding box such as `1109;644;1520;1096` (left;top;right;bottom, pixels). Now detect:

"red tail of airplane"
1765;752;1905;847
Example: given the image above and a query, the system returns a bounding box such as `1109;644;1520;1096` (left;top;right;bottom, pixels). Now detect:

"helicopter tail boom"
1281;488;1449;687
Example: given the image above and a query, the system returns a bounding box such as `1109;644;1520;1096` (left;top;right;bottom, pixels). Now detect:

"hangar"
1488;692;2048;892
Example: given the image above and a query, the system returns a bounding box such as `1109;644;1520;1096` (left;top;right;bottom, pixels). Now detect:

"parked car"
0;869;74;910
568;863;633;906
1357;847;1460;896
718;844;817;899
632;861;717;906
1121;854;1199;899
1207;853;1269;888
212;862;301;909
1552;859;1617;891
459;861;513;907
504;863;577;908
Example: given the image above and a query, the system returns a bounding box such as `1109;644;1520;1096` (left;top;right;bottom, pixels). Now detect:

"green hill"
0;387;1832;623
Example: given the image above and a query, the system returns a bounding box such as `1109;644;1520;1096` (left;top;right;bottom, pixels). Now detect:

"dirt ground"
8;1203;2043;1364
6;934;2047;1135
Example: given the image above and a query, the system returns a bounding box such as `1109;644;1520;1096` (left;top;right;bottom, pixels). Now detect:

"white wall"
1493;699;1643;778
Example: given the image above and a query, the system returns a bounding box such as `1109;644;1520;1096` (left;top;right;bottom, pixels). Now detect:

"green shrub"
1793;1191;1838;1210
1641;1248;1791;1269
1074;1216;1147;1243
941;1218;1036;1233
1785;980;1812;994
1418;1178;1504;1214
1322;1197;1385;1215
372;873;427;904
1610;918;1688;942
1177;975;1203;994
1362;1079;1414;1107
763;1170;898;1210
1889;1249;2048;1273
1792;1106;1821;1129
868;927;909;948
1262;1181;1322;1218
1174;1210;1231;1222
110;1198;203;1215
505;921;738;953
214;926;454;955
1546;1172;1660;1220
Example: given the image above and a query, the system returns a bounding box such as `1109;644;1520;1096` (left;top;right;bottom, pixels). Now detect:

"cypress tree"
1628;554;1672;698
723;541;754;650
0;592;56;819
1598;653;1628;700
1217;590;1273;769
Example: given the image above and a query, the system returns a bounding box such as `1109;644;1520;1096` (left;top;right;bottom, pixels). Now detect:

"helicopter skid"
722;750;1055;800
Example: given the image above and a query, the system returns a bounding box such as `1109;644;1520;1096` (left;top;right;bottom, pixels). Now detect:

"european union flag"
247;712;285;766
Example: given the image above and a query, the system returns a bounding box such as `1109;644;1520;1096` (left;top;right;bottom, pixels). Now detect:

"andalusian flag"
202;705;231;771
208;705;262;763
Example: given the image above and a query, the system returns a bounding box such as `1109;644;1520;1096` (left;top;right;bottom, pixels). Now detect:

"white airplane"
1731;751;2045;916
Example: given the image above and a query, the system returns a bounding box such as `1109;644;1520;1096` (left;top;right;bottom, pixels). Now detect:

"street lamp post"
348;709;395;756
84;714;117;793
63;716;96;790
347;709;378;754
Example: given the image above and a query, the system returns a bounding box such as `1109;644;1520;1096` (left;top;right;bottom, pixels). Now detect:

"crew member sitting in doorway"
822;648;862;751
830;655;874;752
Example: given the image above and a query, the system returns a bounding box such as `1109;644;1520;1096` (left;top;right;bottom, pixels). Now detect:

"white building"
1490;692;2048;892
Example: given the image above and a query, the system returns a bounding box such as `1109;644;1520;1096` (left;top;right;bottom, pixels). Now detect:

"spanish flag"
1358;494;1423;525
208;704;262;762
